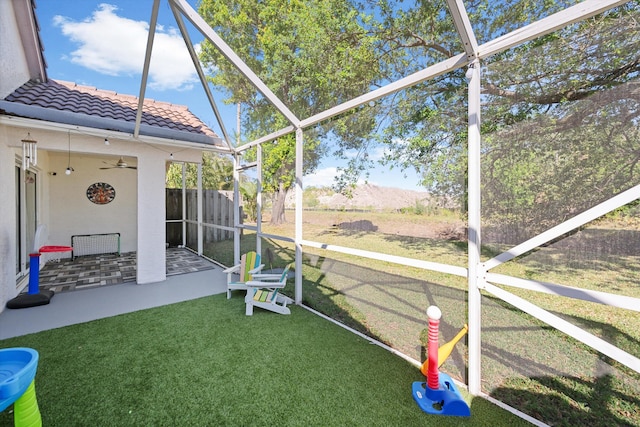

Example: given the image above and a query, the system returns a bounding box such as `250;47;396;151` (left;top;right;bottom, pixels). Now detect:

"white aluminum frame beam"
485;283;640;374
169;2;233;148
478;0;629;60
486;273;640;313
197;163;203;255
168;0;300;128
300;240;467;277
134;0;161;138
235;161;257;171
466;58;482;395
181;163;187;248
446;0;479;61
232;151;241;265
485;184;640;271
295;128;304;304
236;125;296;152
256;144;263;256
300;53;468;130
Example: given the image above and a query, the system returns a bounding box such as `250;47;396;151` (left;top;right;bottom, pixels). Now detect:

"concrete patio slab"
0;267;227;340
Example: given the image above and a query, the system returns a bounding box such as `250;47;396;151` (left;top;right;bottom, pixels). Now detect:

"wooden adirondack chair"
244;264;293;316
223;251;264;299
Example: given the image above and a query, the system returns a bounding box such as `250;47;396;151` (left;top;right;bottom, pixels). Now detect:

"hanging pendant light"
65;131;74;175
22;132;38;170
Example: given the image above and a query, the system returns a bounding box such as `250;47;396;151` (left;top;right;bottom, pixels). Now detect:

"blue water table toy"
0;347;42;426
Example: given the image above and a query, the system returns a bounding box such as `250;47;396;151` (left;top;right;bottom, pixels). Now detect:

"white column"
197;162;203;255
467;59;483;395
181;163;186;247
232;152;240;265
256;144;263;255
294;127;303;304
0;138;17;310
136;151;167;284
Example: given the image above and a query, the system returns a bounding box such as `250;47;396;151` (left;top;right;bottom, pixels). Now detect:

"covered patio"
36;248;218;293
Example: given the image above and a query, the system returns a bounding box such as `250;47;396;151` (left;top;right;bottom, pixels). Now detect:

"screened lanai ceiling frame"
139;0;639;411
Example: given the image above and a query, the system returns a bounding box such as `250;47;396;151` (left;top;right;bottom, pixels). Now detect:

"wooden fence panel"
166;189;236;247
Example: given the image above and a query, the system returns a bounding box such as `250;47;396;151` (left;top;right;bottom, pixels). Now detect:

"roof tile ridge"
50;79;192;111
53;79;119;97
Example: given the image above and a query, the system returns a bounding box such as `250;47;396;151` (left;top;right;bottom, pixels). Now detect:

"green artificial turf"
0;295;529;426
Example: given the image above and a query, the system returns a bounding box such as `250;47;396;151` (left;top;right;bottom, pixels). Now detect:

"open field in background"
206;209;640;426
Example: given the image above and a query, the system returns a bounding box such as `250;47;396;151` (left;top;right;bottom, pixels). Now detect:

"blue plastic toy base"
412;372;471;417
0;348;39;412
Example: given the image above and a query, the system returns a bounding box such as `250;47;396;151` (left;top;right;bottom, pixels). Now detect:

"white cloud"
367;146;386;162
303;167;339;188
53;4;198;91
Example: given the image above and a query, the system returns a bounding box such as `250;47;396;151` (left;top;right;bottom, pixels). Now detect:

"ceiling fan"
100;156;137;170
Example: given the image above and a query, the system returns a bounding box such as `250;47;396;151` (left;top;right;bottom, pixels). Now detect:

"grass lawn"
0;295;529;426
202;210;640;426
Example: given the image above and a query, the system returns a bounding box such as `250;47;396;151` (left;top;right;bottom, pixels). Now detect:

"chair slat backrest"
279;264;292;283
239;251;260;282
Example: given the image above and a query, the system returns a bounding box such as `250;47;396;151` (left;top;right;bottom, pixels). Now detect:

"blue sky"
35;1;426;192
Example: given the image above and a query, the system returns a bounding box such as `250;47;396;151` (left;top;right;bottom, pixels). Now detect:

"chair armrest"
248;264;265;274
223;264;241;274
245;280;286;289
250;273;282;281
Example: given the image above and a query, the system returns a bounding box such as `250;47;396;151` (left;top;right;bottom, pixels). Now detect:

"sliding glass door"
15;165;37;284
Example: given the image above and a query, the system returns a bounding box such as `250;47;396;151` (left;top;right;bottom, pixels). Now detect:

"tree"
373;1;640;236
477;5;640;240
197;0;640;232
239;180;258;222
198;0;382;224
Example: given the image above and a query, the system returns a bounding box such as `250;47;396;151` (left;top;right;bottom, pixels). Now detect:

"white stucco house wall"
0;0;228;312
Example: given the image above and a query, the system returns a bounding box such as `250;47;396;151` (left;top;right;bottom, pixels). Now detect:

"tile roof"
1;79;222;146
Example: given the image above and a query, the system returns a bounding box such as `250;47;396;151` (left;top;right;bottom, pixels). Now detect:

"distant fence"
166;189;237;247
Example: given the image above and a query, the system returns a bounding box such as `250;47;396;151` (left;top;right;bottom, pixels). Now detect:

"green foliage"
303;190;320;209
165;152;235;190
199;0;381;117
239;179;258;222
198;0;381;219
400;199;427;215
197;0;639;232
479;6;640;239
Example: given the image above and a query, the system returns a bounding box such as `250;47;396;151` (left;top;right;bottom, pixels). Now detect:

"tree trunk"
270;183;288;225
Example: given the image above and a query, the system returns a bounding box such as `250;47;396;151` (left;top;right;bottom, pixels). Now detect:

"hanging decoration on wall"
86;182;116;205
21;132;38;170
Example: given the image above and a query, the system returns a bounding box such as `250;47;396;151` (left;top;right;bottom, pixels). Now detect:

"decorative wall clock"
86;182;116;205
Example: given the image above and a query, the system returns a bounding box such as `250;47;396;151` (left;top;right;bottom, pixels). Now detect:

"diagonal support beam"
478;0;629;60
168;0;300;127
485;184;640;271
445;0;479;61
134;0;161;138
169;2;233;149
